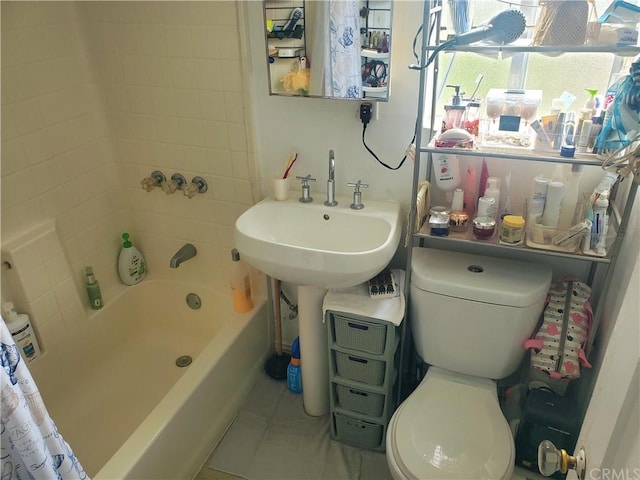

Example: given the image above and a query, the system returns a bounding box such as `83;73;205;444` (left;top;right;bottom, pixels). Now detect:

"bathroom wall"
1;1;260;351
1;2;118;349
74;1;260;292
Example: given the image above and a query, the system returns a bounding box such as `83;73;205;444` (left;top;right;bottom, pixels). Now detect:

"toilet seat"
388;368;514;480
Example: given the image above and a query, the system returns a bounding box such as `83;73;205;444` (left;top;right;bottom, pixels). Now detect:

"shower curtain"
324;0;362;98
1;318;88;479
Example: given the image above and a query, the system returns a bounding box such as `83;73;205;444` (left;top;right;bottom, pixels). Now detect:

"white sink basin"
234;196;402;288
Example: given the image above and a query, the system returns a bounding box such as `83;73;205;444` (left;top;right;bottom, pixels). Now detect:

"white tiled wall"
1;1;259;350
75;1;258;291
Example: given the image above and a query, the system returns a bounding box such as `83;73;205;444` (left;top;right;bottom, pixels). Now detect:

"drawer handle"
346;420;366;429
349;389;368;397
348;356;368;364
347;322;369;331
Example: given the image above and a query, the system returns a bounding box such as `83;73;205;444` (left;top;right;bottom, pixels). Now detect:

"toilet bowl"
386;367;514;480
386;248;551;480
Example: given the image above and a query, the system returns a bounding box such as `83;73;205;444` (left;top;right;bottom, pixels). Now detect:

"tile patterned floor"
195;373;547;480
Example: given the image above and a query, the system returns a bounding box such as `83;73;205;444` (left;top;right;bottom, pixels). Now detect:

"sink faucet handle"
296;175;315;203
347;180;369;210
296;174;316;184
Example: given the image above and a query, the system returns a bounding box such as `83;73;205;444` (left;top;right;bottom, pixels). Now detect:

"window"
425;0;626;128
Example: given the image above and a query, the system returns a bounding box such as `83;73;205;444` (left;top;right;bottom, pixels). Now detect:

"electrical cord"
360;1;438;170
362;122;411;170
601;131;640;185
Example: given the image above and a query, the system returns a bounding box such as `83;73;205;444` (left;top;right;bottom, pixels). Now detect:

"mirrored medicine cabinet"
263;0;393;101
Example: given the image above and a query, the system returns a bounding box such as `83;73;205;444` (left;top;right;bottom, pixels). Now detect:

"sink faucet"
170;243;197;268
325;149;337;206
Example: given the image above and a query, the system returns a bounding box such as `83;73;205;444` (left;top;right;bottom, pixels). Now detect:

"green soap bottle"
118;232;146;285
85;266;104;310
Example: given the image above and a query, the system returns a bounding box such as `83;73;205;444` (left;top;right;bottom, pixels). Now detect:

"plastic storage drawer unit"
333;412;384;449
333;315;387;355
334;351;385;385
335;383;385;417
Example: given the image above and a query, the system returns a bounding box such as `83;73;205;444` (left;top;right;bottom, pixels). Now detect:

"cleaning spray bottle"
287;336;302;393
230;248;253;313
2;302;41;363
118;232;146;285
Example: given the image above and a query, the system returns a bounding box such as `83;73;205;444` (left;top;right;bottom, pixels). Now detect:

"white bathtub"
30;279;269;479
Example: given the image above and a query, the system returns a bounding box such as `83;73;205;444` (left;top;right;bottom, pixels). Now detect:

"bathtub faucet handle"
184;176;208;199
141;171;166;192
162;173;186;195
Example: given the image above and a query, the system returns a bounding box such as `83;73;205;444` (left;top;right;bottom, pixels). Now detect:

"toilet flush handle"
538;440;586;480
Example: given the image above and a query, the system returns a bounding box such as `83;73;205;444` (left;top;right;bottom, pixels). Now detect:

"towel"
323;269;405;326
404;181;430;247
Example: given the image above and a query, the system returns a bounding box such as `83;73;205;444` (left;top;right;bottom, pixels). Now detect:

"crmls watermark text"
588;468;640;480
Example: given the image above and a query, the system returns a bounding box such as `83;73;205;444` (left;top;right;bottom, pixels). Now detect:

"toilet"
386;248;551;480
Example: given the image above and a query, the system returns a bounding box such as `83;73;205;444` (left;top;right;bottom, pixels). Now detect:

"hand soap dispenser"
442;85;466;132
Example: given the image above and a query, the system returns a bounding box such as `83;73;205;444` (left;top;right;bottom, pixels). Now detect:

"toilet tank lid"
411;248;551;307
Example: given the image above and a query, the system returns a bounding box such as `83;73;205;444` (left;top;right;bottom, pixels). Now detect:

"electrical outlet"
359;101;373;125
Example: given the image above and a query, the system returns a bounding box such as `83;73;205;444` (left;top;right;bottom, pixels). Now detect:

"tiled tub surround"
1;1;257;351
29;278;269;479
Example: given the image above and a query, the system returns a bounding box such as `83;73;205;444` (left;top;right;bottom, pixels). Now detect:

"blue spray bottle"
287;337;302;394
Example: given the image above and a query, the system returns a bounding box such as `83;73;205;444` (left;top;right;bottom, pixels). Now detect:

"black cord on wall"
359;102;415;171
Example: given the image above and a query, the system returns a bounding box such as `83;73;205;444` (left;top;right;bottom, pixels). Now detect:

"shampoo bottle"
85;266;104;310
230;248;253;313
118;232;146;285
287;336;302;393
2;302;41;363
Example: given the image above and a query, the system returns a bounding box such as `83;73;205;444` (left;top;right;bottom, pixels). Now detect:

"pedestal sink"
235;196;402;416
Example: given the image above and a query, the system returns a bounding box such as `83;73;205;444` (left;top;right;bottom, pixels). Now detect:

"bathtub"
30;278;269;479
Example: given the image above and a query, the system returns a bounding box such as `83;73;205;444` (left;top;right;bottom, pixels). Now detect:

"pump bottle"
118;232;146;285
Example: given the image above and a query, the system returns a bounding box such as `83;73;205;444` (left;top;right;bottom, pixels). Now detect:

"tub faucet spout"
325;149;337;207
170;243;197;268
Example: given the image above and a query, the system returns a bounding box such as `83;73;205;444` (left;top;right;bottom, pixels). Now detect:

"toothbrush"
283;153;298;179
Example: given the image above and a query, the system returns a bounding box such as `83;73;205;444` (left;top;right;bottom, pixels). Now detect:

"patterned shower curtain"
1;318;88;479
325;0;362;98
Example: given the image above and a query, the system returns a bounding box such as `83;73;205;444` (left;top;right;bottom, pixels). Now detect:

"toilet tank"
410;248;551;379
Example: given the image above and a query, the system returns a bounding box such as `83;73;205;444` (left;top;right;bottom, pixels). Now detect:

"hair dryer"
451;9;527;46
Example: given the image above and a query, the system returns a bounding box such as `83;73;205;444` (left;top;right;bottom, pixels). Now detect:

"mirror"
263;1;393;101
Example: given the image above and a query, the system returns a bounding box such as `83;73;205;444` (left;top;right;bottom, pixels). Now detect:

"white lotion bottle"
541;181;565;229
2;302;41;363
558;165;583;230
434;154;461;201
118;232;146;285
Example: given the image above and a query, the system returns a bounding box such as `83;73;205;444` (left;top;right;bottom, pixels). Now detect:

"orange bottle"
230;249;253;313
